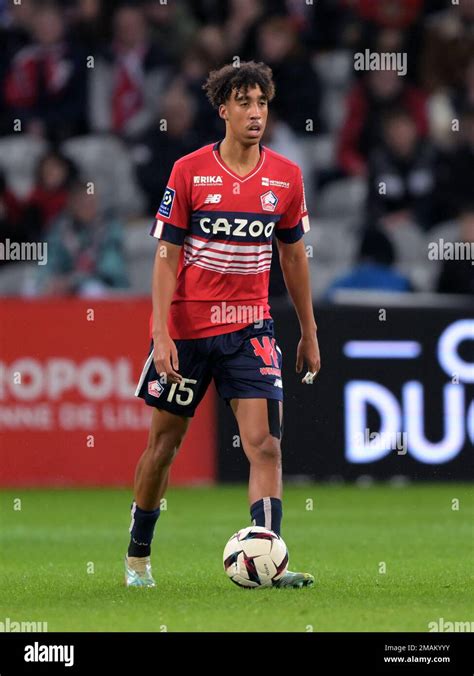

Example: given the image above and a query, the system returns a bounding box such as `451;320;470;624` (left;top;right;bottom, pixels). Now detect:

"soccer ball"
223;526;289;588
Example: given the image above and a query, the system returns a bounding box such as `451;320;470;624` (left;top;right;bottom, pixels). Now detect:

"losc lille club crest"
148;380;164;398
260;190;278;212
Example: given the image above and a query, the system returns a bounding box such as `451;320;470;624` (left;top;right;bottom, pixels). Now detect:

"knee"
247;433;281;465
146;430;185;468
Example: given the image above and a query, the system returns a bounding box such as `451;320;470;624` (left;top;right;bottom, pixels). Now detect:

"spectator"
420;0;474;93
0;170;25;256
326;228;412;298
131;84;200;213
338;67;428;176
143;0;198;63
305;0;350;51
342;0;424;31
262;111;313;208
256;16;322;135
89;4;169;139
187;0;229;26
263;111;306;171
68;0;108;53
437;207;474;296
453;57;474;118
0;0;36;136
3;3;88;142
179;27;229;144
341;4;425;81
36;181;129;296
22;150;78;237
0;0;36;67
195;24;228;68
437;106;474;221
224;0;267;59
367;108;438;231
428;55;474;150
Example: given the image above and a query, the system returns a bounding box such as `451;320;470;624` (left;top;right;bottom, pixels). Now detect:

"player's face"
221;85;268;146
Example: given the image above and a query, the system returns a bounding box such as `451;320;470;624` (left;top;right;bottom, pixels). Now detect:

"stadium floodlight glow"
343;341;422;359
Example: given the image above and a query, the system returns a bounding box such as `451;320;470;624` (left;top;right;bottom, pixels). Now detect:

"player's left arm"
275;167;321;382
277;238;321;382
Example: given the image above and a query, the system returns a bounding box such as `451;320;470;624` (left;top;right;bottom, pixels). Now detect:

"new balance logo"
204;194;222;204
194;176;223;185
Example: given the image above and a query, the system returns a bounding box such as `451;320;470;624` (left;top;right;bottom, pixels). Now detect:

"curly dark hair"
202;60;276;109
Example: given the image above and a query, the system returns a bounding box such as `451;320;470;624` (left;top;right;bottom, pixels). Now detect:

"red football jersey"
149;141;310;339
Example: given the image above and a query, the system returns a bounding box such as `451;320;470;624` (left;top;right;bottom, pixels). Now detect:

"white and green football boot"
273;570;315;588
124;555;156;587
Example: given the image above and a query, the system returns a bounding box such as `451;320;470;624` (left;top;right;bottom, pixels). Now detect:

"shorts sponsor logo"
260;190;279;212
158;187;175;218
259;367;281;377
148;380;164;398
251;336;280;369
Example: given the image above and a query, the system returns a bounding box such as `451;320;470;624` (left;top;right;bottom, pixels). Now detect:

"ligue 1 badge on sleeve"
158;187;176;218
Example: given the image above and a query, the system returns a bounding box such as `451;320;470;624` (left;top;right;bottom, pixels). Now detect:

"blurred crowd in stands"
0;0;473;298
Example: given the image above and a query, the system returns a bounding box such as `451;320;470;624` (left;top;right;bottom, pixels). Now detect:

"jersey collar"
212;139;266;182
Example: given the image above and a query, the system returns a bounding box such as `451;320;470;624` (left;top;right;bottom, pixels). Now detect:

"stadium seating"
61;135;146;218
316;177;367;219
0;135;48;197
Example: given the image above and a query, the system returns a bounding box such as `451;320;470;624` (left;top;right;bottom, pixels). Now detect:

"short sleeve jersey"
149;141;310;339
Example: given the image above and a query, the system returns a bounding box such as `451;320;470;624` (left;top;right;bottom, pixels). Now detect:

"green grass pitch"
0;484;472;632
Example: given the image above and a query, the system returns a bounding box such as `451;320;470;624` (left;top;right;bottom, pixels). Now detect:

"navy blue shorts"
134;319;283;417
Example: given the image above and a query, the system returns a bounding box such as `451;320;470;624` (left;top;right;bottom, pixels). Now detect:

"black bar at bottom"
0;632;472;674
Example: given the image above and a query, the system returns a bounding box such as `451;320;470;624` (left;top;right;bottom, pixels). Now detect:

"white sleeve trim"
153;219;165;239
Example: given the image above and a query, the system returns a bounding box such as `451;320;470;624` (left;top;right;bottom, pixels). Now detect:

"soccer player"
126;61;321;588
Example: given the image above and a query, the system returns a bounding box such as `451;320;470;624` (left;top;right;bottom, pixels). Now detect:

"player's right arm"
151;242;182;383
149;161;190;384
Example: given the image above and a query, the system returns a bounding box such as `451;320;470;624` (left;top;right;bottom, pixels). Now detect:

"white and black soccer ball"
223;526;289;588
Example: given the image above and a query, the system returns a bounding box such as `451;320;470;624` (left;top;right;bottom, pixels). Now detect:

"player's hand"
153;331;182;384
296;332;321;384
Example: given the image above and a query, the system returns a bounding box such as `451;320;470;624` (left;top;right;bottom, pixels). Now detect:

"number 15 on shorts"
167;378;197;406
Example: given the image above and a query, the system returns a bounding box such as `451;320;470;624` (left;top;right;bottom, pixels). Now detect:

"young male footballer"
127;61;321;588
